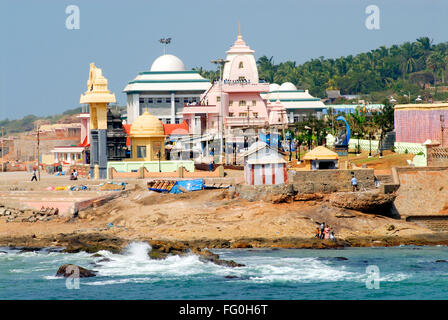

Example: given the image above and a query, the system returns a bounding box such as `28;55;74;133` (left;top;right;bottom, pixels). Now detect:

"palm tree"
427;52;444;89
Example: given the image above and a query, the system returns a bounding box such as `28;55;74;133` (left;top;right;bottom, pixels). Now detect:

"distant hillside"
0;107;83;135
0;106;124;136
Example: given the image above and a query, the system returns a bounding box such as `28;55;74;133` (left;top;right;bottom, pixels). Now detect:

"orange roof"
163;121;189;135
122;124;132;146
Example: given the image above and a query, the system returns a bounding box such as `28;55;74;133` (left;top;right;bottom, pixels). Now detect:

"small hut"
242;141;287;185
303;146;338;170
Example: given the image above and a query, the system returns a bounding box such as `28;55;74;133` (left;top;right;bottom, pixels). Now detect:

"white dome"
279;82;297;91
269;83;280;92
150;54;186;72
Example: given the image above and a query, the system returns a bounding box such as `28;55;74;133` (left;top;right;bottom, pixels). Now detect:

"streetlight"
159;38;171;55
211;58;229;164
304;125;312;150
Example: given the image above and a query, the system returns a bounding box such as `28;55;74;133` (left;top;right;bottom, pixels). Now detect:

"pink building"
181;28;288;135
394;103;448;147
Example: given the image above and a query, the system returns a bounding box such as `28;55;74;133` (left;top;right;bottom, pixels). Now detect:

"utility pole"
36;125;41;181
211;58;229;164
1;127;4;173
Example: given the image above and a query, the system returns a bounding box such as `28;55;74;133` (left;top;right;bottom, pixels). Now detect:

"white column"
171;92;176;123
133;94;139;123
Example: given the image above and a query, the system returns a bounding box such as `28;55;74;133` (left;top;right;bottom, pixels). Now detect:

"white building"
261;82;327;122
242;141;287;185
123;54;211;124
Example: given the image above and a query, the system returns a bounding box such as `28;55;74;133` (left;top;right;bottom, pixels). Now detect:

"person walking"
31;168;38;182
320;222;325;239
351;174;358;192
314;227;320;238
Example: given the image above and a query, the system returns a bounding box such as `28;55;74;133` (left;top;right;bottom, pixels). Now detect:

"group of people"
315;222;336;241
69;169;78;180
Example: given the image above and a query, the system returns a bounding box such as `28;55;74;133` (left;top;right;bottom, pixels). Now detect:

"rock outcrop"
328;191;396;214
55;264;96;278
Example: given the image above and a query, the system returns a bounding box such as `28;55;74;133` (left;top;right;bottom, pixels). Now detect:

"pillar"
98;129;108;179
90;130;98;177
171;92;176;124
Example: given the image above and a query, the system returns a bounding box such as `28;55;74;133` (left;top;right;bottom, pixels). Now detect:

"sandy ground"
0;187;433;243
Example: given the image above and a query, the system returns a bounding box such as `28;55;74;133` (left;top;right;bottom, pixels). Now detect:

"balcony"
181;104;219;114
225;117;267;127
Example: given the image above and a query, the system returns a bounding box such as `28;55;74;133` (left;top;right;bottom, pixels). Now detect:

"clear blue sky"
0;0;447;120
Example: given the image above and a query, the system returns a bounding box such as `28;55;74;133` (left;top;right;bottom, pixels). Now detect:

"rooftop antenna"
159;37;172;55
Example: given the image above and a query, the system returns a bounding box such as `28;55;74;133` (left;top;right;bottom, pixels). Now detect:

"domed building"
128;110;166;161
123;54;211;125
261;82;327;122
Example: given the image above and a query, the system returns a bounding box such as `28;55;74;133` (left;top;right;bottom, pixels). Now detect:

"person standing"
320;222;325;239
351;174;358;192
324;226;330;239
31;168;37;182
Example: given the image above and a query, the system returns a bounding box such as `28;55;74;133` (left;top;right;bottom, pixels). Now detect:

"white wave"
84;277;157;286
93;242;221;278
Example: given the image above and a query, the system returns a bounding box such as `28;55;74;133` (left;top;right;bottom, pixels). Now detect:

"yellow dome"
130;110;165;137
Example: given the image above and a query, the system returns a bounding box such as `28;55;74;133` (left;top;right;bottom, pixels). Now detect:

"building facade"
123;54;211;125
394;103;448;147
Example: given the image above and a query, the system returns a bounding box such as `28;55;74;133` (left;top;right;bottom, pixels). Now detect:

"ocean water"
1;242;448;300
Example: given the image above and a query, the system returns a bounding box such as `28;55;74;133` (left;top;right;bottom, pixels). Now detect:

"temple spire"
238;22;241;37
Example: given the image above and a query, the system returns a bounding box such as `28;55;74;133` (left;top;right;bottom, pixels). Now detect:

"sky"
0;0;447;120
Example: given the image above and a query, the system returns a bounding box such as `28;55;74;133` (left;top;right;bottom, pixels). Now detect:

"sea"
1;242;448;300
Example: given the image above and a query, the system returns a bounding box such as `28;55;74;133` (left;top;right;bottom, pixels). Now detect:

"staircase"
380;132;395;151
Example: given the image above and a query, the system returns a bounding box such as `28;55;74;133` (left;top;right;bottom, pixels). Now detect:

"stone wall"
288;169;375;194
109;165;224;179
406;216;448;232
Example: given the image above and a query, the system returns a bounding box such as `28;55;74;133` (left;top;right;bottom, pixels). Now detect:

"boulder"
55;264;96;278
328;191;396;214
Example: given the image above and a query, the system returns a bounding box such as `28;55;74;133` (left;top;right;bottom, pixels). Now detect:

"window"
139;98;145;104
239;112;247;117
156;98;162;103
252;100;256;106
239;61;244;69
238;76;246;81
148;98;153;103
137;146;146;158
253;112;258;118
175;98;180;103
239;100;246;107
165;118;171;124
216;96;221;102
175;118;180;124
166;98;171;103
228;113;234;117
229;100;233;106
184;98;189;103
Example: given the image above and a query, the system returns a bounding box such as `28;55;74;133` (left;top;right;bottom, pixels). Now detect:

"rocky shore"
2;232;448;255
